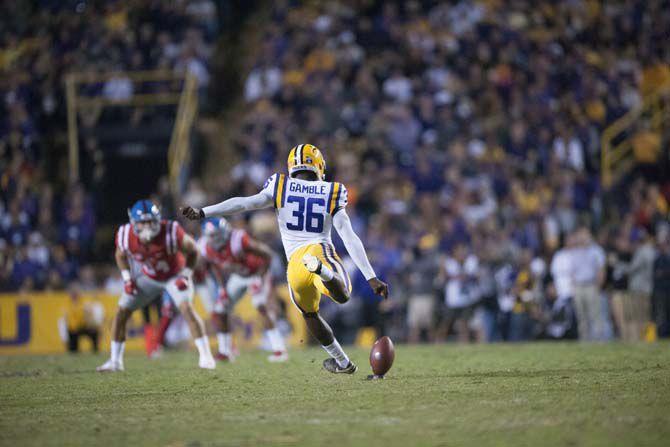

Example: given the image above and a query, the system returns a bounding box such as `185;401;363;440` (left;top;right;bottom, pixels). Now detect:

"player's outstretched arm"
182;191;273;220
332;209;388;299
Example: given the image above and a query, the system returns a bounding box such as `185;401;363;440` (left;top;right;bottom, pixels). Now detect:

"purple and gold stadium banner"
0;287;306;355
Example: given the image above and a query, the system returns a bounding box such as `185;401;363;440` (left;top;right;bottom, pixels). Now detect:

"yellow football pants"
286;243;352;313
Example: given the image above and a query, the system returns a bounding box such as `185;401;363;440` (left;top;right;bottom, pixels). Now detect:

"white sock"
322;339;349;368
194;336;212;359
217;332;232;355
318;264;334;281
111;341;125;364
265;328;286;353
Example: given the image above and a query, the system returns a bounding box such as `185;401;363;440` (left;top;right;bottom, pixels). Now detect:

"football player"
97;200;216;372
198;217;288;362
183;144;388;374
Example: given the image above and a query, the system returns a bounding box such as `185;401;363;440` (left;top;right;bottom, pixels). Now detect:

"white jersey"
262;173;348;259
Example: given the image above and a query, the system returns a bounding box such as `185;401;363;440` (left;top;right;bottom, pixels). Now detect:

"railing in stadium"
65;70;199;196
601;85;670;188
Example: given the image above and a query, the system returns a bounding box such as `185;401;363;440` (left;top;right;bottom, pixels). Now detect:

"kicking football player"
182;144;388;374
198;217;288;362
97;200;216;372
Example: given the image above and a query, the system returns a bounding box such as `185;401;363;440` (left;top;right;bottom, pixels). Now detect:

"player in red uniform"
199;217;288;362
96;200;215;371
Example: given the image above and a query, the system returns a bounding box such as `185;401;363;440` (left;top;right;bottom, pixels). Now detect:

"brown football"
369;336;395;376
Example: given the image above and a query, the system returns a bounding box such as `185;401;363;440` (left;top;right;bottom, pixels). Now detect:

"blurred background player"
97;200;215;372
155;216;287;361
182;144;388;374
198;217;287;362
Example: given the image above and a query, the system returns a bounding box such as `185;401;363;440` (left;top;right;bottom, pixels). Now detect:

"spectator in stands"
26;232;49;288
652;231;670;337
608;226;635;341
571;227;607;341
405;242;440;343
537;281;577;340
10;245;40;291
48;245;78;290
551;233;576;312
508;250;537;342
437;243;480;342
626;230;656;341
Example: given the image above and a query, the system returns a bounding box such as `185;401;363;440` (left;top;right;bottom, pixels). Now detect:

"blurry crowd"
193;0;670;343
1;0;217;291
3;0;670;343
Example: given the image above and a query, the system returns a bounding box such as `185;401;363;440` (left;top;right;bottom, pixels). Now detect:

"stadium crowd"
0;1;217;290
2;0;670;343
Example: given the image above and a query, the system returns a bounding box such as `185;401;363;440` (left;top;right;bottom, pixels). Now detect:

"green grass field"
1;343;670;447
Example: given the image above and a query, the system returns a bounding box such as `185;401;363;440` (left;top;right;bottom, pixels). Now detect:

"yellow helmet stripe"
297;144;305;164
328;182;340;214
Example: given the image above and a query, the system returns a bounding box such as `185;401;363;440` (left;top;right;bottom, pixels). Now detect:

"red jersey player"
96;199;215;372
198;217;288;362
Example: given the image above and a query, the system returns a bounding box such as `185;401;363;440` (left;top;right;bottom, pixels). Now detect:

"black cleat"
323;358;357;374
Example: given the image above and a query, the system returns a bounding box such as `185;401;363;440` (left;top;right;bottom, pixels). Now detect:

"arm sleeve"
328;183;348;215
115;225;128;254
332;209;376;280
202;175;275;217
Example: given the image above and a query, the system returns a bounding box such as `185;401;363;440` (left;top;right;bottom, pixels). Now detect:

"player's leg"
98;307;132;370
97;275;161;371
67;330;79;353
302;309;356;374
141;304;156;357
287;247;355;374
196;275;231;359
251;273;288;361
212;275;246;360
165;277;215;369
302;244;351;304
213;305;233;360
195;276;216;334
154;294;175;351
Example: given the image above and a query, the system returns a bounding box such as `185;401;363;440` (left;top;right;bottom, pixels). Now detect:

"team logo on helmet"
287;144;326;180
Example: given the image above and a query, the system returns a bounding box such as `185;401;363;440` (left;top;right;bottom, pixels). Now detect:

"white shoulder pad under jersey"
261;173;348;259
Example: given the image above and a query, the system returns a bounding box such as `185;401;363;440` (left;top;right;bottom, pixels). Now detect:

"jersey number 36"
286;196;325;233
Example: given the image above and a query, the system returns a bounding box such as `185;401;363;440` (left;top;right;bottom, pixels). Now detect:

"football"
369;336;395;377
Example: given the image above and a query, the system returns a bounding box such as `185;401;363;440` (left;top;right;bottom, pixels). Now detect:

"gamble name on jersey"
262;173;348;259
